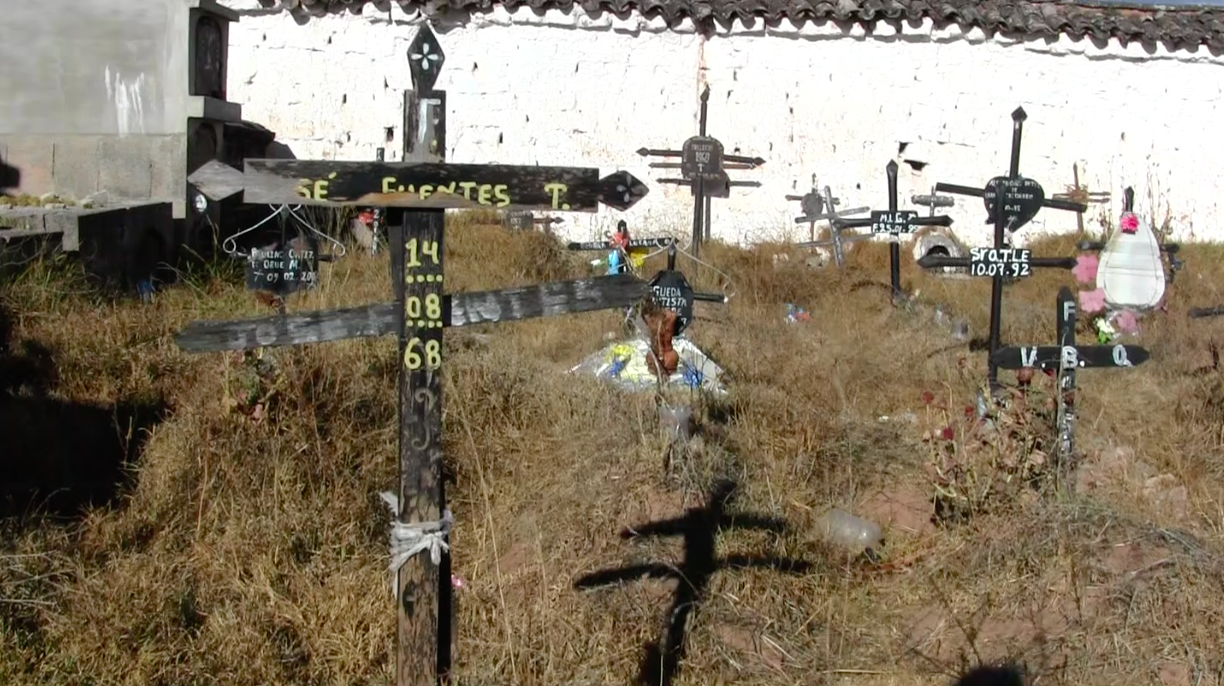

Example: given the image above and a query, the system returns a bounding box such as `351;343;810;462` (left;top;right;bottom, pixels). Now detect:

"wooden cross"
180;24;654;686
917;107;1088;394
573;480;811;686
1052;162;1111;235
785;181;870;266
637;85;765;256
990;286;1149;486
830;161;954;302
1076;186;1183;281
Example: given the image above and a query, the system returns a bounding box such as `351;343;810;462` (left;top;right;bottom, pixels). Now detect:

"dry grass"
4;213;1224;686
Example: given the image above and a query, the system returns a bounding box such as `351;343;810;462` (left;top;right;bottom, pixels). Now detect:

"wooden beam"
240;159;607;212
173;274;651;353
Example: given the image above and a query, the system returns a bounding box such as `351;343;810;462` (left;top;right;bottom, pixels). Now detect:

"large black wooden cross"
917;107;1088;394
990;286;1148;486
574;480;811;686
830;161;954;302
637;85;765;256
181;24;652;686
785;181;870;267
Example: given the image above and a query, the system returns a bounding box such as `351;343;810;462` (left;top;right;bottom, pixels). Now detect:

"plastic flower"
1114;309;1140;334
921;391;935;405
1120;212;1139;234
1072;254;1098;284
940;426;955;441
1079;288;1107;314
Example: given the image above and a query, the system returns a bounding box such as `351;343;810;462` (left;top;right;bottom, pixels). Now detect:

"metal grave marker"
180;24;651;686
990;287;1148;484
1077;186;1183;283
637;85;765;255
917;107;1088;395
786;180;870;266
830;161;953;302
1052;162;1111;235
503;209;562;233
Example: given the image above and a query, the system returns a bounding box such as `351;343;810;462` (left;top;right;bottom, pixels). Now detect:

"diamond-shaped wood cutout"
597;171;649;212
407;24;445;93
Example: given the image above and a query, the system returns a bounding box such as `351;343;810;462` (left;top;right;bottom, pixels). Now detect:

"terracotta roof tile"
280;0;1224;50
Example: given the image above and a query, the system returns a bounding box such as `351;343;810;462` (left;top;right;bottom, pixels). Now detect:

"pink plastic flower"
1114;310;1140;334
1072;254;1099;284
1120;212;1139;234
1079;288;1107;314
451;574;465;590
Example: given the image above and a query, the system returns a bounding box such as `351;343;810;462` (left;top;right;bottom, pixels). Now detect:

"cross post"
637;86;765;256
785;182;870;267
990;286;1149;488
917;107;1088;394
180;23;653;686
831;161;953;302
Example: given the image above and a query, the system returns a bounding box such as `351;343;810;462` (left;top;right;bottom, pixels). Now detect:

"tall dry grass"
2;214;1224;685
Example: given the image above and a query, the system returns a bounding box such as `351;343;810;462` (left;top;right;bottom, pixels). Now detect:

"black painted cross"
990;286;1149;486
573;480;811;686
785;181;870;267
637;85;765;256
917;107;1088;395
180;23;652;686
830;161;954;302
1076;186;1183;281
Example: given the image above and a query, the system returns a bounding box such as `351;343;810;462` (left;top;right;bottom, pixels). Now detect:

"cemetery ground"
4;212;1224;686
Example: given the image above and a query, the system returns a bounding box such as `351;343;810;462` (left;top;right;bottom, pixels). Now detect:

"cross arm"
174;274;650;353
793;206;871;225
833;215;953;230
991;344;1150;369
917;254;1077;270
935;182;1087;214
1078;239;1180;254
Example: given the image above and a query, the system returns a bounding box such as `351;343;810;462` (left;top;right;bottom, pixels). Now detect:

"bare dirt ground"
3;212;1224;686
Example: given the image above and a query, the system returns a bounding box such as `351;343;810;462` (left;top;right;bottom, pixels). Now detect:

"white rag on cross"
380;491;453;597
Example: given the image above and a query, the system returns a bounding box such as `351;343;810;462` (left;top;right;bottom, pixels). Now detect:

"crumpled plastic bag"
569;330;727;395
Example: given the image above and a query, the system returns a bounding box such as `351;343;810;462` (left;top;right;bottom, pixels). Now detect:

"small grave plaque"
648;269;695;335
968;247;1032;279
245;240;319;294
680;136;725;181
982;176;1045;231
870;210;918;236
505;210;534;231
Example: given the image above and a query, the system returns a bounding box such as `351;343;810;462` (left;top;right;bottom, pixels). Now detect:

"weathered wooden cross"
990;286;1148;486
917;107;1088;395
179;23;656;686
830;161;954;302
1051;161;1111;235
785;180;870;266
637;85;765;255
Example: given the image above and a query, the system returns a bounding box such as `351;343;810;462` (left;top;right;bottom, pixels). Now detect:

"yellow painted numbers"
402;236;444;372
404;337;442;371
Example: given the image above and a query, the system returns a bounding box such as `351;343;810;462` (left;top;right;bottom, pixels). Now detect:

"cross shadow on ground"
0;305;167;520
574;479;812;686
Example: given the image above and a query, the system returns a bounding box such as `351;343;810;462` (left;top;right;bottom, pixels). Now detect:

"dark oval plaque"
680;136;725;181
982;176;1045;231
648;269;695;335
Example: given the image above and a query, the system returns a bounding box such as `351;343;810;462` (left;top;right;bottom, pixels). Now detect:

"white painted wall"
221;0;1224;246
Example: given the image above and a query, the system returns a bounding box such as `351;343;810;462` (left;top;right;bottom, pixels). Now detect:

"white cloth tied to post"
380;491;453;597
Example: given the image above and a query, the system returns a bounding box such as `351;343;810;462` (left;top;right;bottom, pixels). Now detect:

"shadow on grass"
574;479;812;686
0;304;167;520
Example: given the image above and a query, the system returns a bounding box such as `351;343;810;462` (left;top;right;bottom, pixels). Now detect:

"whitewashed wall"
221;0;1224;246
